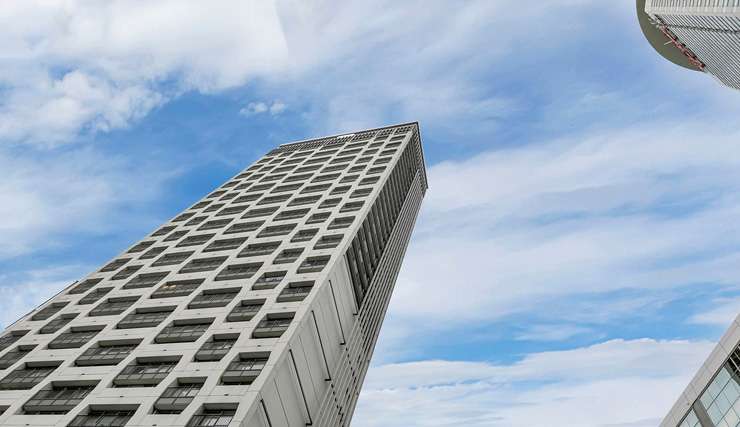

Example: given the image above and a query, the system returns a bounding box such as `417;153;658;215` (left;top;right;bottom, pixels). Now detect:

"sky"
1;1;740;426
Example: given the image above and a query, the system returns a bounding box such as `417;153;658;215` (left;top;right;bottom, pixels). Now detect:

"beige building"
0;122;427;426
638;0;740;89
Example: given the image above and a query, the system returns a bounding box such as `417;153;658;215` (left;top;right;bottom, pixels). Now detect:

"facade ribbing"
0;122;427;427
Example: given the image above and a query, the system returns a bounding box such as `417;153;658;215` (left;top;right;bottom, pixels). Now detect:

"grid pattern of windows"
0;123;426;426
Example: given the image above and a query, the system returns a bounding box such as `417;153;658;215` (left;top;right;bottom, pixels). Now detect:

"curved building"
638;0;740;90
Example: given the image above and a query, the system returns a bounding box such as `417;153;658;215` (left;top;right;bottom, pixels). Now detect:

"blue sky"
2;1;740;425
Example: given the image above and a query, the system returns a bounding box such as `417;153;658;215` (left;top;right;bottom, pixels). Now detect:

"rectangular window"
0;330;28;352
350;188;373;198
152;225;176;237
257;223;296;238
100;258;131;272
306;212;330;224
0;362;61;390
151;251;193;267
314;234;344;250
75;341;139;366
48;326;103;349
151;279;204;299
271;183;302;193
277;281;314;303
223;221;263;235
329;216;355;230
187;406;237;427
153;378;205;414
226;299;265;322
68;278;102;295
39;314;78;334
110;265;143;280
257;194;290;205
0;344;36;370
238;242;280;258
31;302;68;321
221;354;269;385
140;246;166;259
341;201;364;213
252;313;294;339
124;272;169;290
243;206;278;218
274;208;310;221
163;230;188;242
297;256;330;274
88;297;138;317
155;320;213;344
172;212;195;222
215;205;249;216
117;306;175;329
272;248;304;264
252;271;286;290
232;193;261;204
78;287;113;305
179;256;228;274
215;263;262;281
188;288;239;309
318;197;341;209
194;335;238;362
291;228;318;243
203;237;247;252
198;218;233;231
68;407;138;427
204;203;224;213
22;381;98;414
301;183;330;194
127;241;155;253
177;234;215;247
113;357;180;387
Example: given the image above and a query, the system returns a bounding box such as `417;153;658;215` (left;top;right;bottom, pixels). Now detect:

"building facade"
662;315;740;427
0;123;427;427
639;0;740;89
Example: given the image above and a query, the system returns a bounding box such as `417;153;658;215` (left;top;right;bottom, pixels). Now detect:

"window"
273;248;304;264
89;297;138;317
22;381;98;414
179;256;227;274
274;208;309;221
68;407;138;427
243;206;278;218
340;174;359;183
75;341;139;366
238;241;280;258
151;279;203;299
184;215;208;226
221;354;269;385
194;335;238;362
257;223;296;238
252;271;286;290
257;194;290;205
48;326;103;349
154;378;204;414
216;205;249;216
110;265;142;280
223;221;263;234
292;228;318;243
123;272;169;289
40;314;78;334
252;313;294;338
218;192;238;201
68;278;102;295
177;234;215;247
330;185;351;195
312;173;340;183
140;246;166;260
0;344;35;370
163;230;188;242
187;406;236;427
341;201;364;213
127;240;154;253
297;256;330;274
359;176;380;186
301;183;330;194
204;203;224;213
198;218;233;231
215;263;262;281
226;300;265;322
295;164;321;173
259;173;286;183
188;288;239;309
190;201;211;209
155;319;212;343
318;197;341;209
367;166;386;175
31;302;69;321
246;183;274;192
306;212;330;224
350;188;372;198
232;193;261;204
322;164;347;173
314;234;343;250
0;330;29;351
284;173;312;183
78;287;113;305
277;281;314;303
152;251;193;267
173;212;195;222
329;216;355;229
207;190;226;199
100;258;130;272
289;195;321;206
271;183;301;193
203;237;247;252
113;357;180;387
117;306;175;329
152;225;176;237
0;361;61;390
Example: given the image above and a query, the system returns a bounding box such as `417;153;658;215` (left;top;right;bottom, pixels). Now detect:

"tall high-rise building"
637;0;740;90
662;314;740;427
0;123;427;427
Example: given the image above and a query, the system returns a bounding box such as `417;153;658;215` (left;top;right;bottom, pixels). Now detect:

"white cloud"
690;298;740;326
0;146;173;259
355;339;713;427
239;100;287;117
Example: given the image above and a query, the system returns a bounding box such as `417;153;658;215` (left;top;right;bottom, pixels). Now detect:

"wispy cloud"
239;100;287;116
